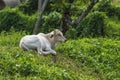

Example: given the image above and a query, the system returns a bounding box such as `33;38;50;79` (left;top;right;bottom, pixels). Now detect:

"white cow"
19;29;66;55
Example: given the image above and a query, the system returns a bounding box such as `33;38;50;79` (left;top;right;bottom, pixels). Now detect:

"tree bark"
60;0;74;34
33;0;48;34
60;10;71;34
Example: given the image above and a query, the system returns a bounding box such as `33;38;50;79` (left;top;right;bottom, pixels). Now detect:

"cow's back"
20;35;51;51
19;35;40;50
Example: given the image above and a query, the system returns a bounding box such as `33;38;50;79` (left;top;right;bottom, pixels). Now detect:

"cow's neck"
45;36;56;49
50;38;56;49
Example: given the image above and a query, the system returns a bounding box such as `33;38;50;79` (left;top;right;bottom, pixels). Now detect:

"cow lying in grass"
19;29;66;56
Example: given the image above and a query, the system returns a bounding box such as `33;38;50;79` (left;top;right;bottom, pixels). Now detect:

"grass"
57;38;120;80
0;31;120;80
0;31;98;80
0;4;120;79
0;1;120;79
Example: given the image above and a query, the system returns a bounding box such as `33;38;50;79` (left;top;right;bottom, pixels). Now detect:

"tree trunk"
60;11;71;34
33;0;42;34
60;0;74;34
33;13;42;34
33;0;48;34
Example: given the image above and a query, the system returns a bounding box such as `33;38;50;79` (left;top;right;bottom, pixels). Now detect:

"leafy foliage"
0;8;36;32
19;0;38;15
0;31;97;80
0;8;61;33
66;12;107;38
40;11;62;33
105;17;120;39
77;11;106;37
0;0;120;38
97;0;120;19
57;38;120;80
0;1;120;79
0;31;120;79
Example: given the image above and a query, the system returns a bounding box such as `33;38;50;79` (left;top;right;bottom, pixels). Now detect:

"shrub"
74;11;106;38
0;47;78;79
105;17;120;39
0;31;98;80
115;7;120;20
65;27;78;39
0;8;36;32
97;0;111;11
97;0;114;16
39;11;62;33
0;8;62;33
97;0;120;19
19;0;38;15
57;38;120;79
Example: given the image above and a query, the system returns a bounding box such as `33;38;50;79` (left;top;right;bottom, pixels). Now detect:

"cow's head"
50;29;67;42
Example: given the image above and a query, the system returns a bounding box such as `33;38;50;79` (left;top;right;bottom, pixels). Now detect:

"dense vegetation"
0;0;120;79
0;31;120;79
0;31;98;80
0;0;120;38
57;38;120;79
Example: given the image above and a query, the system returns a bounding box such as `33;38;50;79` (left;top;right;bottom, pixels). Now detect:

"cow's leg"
42;49;57;62
43;47;56;55
37;48;57;62
45;44;56;55
49;49;56;55
42;50;54;55
37;48;42;54
37;47;56;55
37;48;50;55
21;42;30;51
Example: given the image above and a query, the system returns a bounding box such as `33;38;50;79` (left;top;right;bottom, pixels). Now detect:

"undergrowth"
0;31;98;80
57;38;120;80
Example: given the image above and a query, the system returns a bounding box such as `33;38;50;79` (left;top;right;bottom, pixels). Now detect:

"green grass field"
0;31;120;80
0;1;120;80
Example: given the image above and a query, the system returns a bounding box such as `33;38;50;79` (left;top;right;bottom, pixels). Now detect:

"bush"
57;38;120;79
97;0;114;16
0;8;62;33
19;0;38;15
66;11;107;38
0;48;79;79
0;31;97;80
39;11;62;33
105;17;120;39
115;7;120;20
97;0;120;19
75;11;120;39
0;8;36;32
65;27;78;39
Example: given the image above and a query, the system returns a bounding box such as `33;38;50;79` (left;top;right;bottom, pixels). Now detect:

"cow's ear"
54;29;58;35
50;34;54;38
